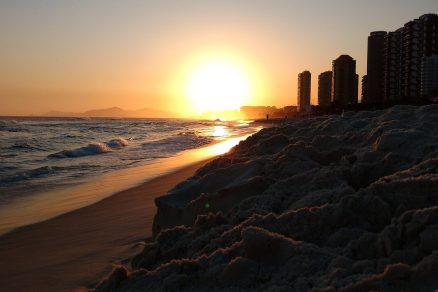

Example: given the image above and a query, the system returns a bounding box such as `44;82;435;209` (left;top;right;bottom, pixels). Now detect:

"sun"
186;60;251;112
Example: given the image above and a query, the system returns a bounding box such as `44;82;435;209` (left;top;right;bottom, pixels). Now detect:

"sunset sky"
0;0;436;116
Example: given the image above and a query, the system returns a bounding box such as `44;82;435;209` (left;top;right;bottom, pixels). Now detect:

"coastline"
0;133;255;236
0;130;259;291
0;158;213;292
97;105;438;291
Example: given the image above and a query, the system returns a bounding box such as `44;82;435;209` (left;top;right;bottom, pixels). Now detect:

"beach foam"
96;105;438;291
48;138;129;158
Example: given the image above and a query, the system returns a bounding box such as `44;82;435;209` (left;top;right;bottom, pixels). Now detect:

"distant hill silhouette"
44;107;182;118
44;110;79;117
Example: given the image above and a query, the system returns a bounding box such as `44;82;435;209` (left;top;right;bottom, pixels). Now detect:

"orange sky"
0;0;436;116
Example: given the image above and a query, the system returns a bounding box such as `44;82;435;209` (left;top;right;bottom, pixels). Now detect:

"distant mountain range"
44;107;183;118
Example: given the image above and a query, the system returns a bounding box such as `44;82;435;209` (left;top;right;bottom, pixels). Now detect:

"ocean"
0;117;260;234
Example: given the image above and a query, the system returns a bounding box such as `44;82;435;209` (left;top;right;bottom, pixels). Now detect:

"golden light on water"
212;125;228;137
186;60;251;112
204;136;245;156
0;132;250;235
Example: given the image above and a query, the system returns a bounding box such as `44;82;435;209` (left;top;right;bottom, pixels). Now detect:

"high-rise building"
297;71;311;111
331;55;358;106
421;55;438;98
401;18;424;99
361;75;368;103
420;14;438;99
372;14;438;103
398;14;438;100
364;31;387;105
421;14;438;57
383;29;402;102
318;71;332;107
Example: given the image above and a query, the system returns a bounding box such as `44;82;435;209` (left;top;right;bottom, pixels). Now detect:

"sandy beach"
98;105;438;291
2;2;437;291
0;159;211;292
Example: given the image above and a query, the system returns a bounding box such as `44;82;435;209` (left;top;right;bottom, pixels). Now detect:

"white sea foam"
0;118;259;211
48;138;129;158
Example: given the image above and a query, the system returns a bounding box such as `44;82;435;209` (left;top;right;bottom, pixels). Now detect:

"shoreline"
0;133;255;236
0;158;213;292
97;105;438;291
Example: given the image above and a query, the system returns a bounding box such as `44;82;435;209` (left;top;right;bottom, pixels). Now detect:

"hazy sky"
0;0;437;115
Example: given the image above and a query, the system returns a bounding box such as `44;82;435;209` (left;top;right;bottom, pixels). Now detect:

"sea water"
0;117;259;234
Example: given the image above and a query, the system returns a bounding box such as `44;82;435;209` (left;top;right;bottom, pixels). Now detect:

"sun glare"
187;61;251;112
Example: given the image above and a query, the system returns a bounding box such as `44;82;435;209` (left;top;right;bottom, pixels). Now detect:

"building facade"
421;14;438;57
364;31;387;104
376;13;438;102
297;71;311;111
331;55;358;106
361;75;368;104
318;71;332;107
383;29;402;102
421;55;438;98
401;18;424;99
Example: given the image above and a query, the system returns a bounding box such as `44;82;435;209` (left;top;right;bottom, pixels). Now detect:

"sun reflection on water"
212;125;229;137
204;136;244;155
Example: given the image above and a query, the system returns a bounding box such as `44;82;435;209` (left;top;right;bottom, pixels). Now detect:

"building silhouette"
361;75;368;104
375;13;438;103
416;14;438;99
297;71;311;111
401;18;425;99
331;55;358;106
240;106;278;119
421;55;438;98
364;31;387;105
318;71;332;107
422;14;438;56
383;29;402;102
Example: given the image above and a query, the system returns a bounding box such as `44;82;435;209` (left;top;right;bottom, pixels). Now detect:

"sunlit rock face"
96;105;438;292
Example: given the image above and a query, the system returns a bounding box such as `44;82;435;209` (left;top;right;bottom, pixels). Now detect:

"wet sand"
0;159;211;292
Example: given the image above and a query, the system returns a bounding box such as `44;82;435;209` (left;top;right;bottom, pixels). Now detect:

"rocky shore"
96;105;438;291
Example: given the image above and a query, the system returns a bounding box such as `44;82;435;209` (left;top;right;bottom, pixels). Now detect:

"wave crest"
48;138;128;158
0;166;54;184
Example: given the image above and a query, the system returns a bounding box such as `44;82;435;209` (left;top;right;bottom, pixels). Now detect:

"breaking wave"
0;166;56;184
48;138;129;158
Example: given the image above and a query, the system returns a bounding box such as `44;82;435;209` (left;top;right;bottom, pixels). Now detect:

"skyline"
1;0;437;116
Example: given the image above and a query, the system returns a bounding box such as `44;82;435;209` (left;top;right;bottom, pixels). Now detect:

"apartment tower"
364;31;387;104
297;71;311;111
421;55;438;98
318;71;332;107
382;29;402;102
331;55;358;106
